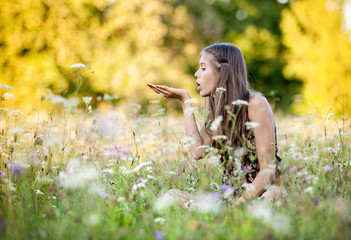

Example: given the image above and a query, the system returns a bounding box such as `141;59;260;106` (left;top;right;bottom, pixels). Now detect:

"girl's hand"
147;83;190;103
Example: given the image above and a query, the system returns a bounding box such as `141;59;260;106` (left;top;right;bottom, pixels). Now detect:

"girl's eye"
201;68;206;71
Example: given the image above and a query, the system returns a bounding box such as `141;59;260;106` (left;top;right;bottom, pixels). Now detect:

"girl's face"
194;52;220;97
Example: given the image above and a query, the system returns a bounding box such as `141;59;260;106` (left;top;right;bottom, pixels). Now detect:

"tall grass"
0;94;350;240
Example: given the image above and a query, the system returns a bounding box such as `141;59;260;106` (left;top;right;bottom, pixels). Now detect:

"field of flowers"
0;93;350;240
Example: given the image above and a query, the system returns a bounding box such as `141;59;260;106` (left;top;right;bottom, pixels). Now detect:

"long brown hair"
202;43;251;149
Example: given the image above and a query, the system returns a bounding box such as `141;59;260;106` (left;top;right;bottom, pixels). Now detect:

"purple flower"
289;166;297;174
136;178;144;183
0;218;5;232
323;165;333;173
154;231;165;240
99;192;109;199
313;198;320;206
0;171;5;178
9;164;23;175
205;192;221;201
220;184;230;192
242;166;248;173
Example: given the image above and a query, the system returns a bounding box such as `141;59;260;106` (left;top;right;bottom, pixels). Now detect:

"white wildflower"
132;179;148;193
48;92;69;106
210;182;220;190
125;161;152;174
103;93;114;101
59;159;99;189
153;192;178;211
9;110;24;116
216;87;226;93
245;121;260;130
212;135;227;141
119;166;127;174
210;116;223;131
304;186;313;193
0;83;14;90
36;189;44;195
0;107;9;112
83;213;100;226
147;175;156;180
82;96;92;105
184;106;199;115
232;100;248;106
3;93;15;100
181;136;196;147
70;63;87;68
149;100;160;104
154;217;166;225
166;171;177;175
248;201;291;234
184;98;198;104
24;133;32;138
88;105;92;113
9;128;24;134
102;169;114;174
208;155;221;165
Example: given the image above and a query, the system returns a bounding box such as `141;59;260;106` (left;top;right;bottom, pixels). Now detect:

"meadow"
0;93;350;240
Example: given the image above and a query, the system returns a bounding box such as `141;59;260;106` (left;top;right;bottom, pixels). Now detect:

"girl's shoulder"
248;92;269;109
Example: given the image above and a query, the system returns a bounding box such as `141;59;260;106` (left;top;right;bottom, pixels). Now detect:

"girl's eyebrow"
200;62;206;66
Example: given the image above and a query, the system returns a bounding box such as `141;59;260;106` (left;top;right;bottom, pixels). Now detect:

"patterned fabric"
221;127;282;196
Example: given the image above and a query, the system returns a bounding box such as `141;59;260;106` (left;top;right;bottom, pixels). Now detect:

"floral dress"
221;128;282;197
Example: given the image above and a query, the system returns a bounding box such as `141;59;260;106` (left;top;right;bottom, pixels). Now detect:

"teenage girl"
148;43;286;206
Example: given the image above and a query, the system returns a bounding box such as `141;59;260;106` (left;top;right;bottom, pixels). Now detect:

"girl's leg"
164;189;193;208
260;185;287;203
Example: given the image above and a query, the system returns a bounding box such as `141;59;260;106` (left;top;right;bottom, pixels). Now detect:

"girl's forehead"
200;52;215;65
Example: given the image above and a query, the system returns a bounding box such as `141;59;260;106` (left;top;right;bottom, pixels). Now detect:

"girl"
147;43;286;207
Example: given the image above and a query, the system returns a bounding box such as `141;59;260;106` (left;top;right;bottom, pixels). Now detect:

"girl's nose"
194;70;199;78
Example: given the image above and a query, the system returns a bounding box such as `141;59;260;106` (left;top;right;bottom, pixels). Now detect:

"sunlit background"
0;0;350;115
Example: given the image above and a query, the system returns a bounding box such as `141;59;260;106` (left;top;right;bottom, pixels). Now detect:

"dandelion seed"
3;93;15;100
245;121;260;130
323;165;333;173
154;218;166;225
82;97;92;105
210;116;223;131
0;83;14;90
70;63;87;68
36;189;44;195
232;99;248;106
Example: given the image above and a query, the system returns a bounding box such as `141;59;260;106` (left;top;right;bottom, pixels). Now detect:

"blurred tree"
178;0;302;111
0;0;200;112
280;0;351;115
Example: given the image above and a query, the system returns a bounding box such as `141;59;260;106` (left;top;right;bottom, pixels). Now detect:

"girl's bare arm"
147;84;210;159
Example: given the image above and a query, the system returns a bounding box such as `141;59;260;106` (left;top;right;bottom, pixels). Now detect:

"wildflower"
205;192;221;201
3;93;15;100
184;98;198;104
313;198;320;206
70;63;87;68
132;179;148;193
36;189;44;195
9;164;24;175
210;116;223;131
147;175;156;180
0;171;5;178
125;161;152;174
83;213;100;226
103;93;114;101
210;182;220;190
9;128;24;134
149;100;160;104
9;110;24;116
82;96;92;105
212;135;227;141
48;93;69;106
166;171;177;175
0;83;14;90
0;107;9;112
154;218;166;225
304;186;313;193
220;184;230;192
323;165;333;173
154;231;165;240
216;87;227;93
289;166;297;174
232;99;248;106
0;218;6;232
99;192;109;199
245;121;260;130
